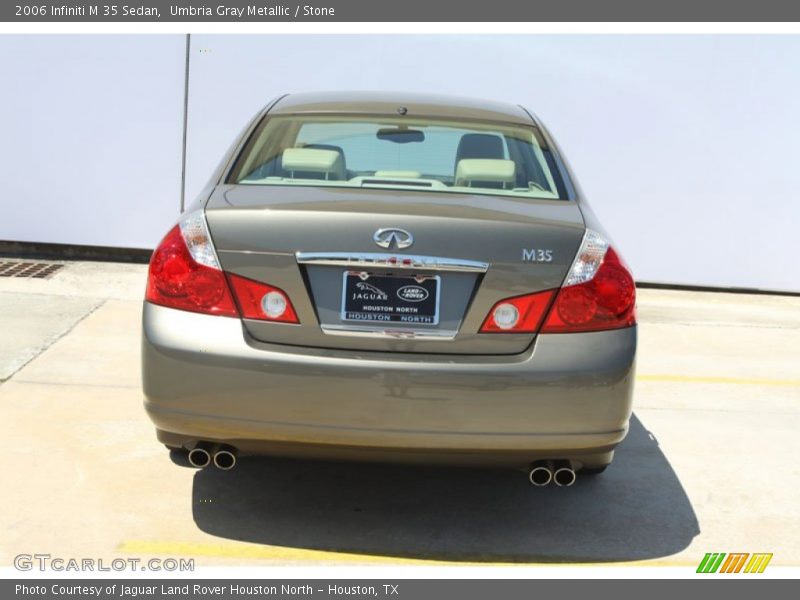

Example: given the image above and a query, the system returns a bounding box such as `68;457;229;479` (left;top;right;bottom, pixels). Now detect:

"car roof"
269;91;535;125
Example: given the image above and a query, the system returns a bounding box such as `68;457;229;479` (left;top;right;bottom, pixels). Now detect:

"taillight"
478;229;635;335
146;213;238;317
146;212;301;323
540;230;636;333
479;290;555;333
227;273;299;324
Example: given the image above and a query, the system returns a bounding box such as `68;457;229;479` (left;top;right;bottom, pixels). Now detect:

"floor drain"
0;261;65;279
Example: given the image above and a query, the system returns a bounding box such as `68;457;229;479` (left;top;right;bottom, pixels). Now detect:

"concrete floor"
1;261;798;567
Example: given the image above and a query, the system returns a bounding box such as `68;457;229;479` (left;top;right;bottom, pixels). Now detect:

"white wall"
0;35;186;249
2;35;799;292
186;35;800;292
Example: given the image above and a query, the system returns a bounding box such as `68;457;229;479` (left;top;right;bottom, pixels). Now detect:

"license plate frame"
340;271;441;326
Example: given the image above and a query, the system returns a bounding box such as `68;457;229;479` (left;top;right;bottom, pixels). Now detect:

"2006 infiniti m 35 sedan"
142;92;636;486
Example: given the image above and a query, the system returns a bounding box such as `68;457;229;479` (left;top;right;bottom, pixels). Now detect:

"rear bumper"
142;303;636;466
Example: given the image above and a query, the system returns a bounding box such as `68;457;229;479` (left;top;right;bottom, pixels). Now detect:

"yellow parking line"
117;540;697;567
637;374;800;387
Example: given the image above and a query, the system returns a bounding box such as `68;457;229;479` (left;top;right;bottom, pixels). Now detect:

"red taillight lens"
479;229;636;335
145;225;238;317
479;289;556;333
227;273;299;324
541;247;636;333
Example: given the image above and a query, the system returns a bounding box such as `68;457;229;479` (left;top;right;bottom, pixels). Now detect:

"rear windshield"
228;115;568;200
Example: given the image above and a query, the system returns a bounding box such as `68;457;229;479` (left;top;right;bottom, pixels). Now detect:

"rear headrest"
303;144;347;169
455;159;516;188
282;148;346;180
455;133;505;163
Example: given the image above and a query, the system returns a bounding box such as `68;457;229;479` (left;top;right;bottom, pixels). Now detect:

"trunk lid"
206;184;585;355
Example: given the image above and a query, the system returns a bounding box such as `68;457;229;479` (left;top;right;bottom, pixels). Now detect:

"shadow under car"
186;414;699;563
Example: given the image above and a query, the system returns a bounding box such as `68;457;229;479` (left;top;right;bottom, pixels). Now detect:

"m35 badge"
522;248;553;262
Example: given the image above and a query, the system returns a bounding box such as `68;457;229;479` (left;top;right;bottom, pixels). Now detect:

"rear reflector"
226;274;299;324
479;289;556;333
145;220;238;317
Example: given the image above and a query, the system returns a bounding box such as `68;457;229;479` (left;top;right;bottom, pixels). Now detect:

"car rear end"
142;94;637;480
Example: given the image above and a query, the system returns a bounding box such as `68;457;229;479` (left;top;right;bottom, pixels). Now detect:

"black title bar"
3;579;795;600
4;0;800;22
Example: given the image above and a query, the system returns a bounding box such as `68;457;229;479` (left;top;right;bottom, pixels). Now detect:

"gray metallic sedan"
142;92;636;486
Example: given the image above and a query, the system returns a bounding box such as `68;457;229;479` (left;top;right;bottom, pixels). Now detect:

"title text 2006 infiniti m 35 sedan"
142;92;636;486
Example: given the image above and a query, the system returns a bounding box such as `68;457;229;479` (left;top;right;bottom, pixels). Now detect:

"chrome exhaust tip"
528;460;553;486
213;446;237;471
553;460;576;487
187;443;212;469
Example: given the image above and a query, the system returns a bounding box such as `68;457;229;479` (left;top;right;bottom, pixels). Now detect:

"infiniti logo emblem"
373;228;413;250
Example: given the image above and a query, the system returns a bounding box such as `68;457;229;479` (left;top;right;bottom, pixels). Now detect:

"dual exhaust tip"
187;443;237;470
528;460;576;487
